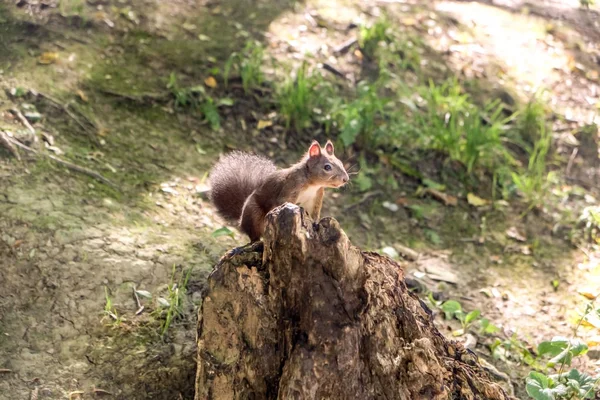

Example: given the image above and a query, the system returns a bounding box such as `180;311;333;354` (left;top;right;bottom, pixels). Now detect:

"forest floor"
0;0;599;399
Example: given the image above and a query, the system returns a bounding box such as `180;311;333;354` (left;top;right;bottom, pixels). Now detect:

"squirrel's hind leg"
240;195;266;242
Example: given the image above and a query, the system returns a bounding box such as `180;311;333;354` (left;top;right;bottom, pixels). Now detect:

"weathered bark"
195;204;512;400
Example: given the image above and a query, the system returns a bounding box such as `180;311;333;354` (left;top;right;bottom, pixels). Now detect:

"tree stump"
195;204;512;400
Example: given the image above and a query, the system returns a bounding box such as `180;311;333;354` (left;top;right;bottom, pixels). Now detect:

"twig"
0;369;12;373
394;243;420;261
322;62;348;80
5;136;118;190
565;147;578;177
68;391;84;400
94;87;169;104
132;286;144;315
9;108;36;134
0;131;21;160
92;388;113;396
343;190;383;212
30;387;39;400
34;91;99;141
333;37;358;55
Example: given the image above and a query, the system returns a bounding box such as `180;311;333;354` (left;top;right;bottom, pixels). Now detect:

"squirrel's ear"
308;141;321;158
325;140;334;155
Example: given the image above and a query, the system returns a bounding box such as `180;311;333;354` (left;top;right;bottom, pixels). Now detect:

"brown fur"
209;141;349;241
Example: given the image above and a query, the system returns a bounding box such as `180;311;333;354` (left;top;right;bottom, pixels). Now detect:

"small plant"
526;301;599;400
167;72;191;107
102;286;125;327
511;100;553;212
223;41;264;93
333;81;389;148
359;18;392;59
491;334;537;366
418;79;517;177
59;0;85;17
578;206;600;243
278;62;328;131
154;265;193;337
166;73;233;130
439;299;483;335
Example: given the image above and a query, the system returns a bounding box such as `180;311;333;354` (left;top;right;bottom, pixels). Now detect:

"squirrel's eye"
324;164;332;171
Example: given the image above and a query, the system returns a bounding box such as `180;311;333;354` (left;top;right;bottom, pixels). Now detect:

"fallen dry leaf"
587;335;600;347
467;193;489;207
577;287;599;300
76;90;88;103
401;17;417;26
506;227;526;242
396;197;410;206
38;52;59;65
421;188;457;206
257;120;272;130
354;49;363;61
204;76;218;88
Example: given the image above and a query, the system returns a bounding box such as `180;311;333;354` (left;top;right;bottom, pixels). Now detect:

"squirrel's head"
305;140;349;188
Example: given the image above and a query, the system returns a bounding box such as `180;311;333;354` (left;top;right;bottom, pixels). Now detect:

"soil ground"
0;0;599;399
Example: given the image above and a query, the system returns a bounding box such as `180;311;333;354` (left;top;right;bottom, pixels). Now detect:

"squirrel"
209;140;349;241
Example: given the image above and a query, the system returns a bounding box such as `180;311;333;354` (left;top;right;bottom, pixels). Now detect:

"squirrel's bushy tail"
209;151;277;223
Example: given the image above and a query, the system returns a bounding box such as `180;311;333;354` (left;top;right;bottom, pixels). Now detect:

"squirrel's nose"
342;175;349;183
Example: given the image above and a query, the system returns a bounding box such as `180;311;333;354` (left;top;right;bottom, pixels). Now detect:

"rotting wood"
195;203;514;400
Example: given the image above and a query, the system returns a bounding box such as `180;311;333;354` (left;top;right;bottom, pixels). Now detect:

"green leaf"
424;229;441;245
217;97;235;106
340;117;362;147
196;144;207;155
189;85;206;94
212;227;235;239
562;369;596;398
525;371;568;400
135;290;152;299
538;337;588;367
465;309;481;324
201;100;221;131
157;297;171;308
538;337;570;356
422;178;446;191
354;172;372;192
440;300;462;320
480;318;500;334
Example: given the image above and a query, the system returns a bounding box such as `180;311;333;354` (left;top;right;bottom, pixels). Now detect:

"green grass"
418;78;517;174
223;40;265;93
359;18;392;59
155;265;193;337
511;99;553;211
165;72;229;130
278;62;329;131
59;0;85;17
102;286;125;327
330;80;389;148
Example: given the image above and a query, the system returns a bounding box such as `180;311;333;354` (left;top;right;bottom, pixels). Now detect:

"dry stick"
395;243;420;261
132;286;144;315
30;387;39;400
35;91;99;141
9;108;36;134
565;147;578;177
0;131;21;160
343;190;383;212
6;137;118;190
92;388;113;396
333;37;358;55
322;62;348;80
